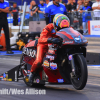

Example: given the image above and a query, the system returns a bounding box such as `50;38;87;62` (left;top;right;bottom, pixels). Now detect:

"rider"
29;14;70;83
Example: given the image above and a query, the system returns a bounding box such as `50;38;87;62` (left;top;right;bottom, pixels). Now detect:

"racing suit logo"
60;7;64;11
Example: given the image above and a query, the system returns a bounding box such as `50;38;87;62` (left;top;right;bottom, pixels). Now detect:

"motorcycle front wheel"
71;54;88;90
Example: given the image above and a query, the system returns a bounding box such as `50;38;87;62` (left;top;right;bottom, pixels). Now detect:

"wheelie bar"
0;63;26;82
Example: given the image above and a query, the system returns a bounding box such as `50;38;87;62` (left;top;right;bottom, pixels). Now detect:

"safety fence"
1;10;99;51
7;11;100;34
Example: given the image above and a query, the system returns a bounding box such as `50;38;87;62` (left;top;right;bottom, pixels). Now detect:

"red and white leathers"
31;23;57;72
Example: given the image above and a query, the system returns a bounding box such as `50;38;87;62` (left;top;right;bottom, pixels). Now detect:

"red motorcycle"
19;27;88;90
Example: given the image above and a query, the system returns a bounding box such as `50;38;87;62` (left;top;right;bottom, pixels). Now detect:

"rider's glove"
47;38;53;43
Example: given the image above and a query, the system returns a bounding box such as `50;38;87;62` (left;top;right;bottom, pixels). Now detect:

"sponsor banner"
89;20;100;35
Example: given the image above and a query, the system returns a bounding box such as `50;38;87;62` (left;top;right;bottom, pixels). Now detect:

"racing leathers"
31;23;60;72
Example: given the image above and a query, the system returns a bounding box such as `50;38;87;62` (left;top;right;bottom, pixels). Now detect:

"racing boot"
29;72;36;83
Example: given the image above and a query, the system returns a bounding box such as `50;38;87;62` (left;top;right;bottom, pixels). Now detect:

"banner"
88;20;100;35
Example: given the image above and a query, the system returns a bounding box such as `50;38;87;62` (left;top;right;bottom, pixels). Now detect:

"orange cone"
0;29;6;51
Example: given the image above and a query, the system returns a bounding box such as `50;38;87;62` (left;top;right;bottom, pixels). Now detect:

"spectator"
67;0;77;26
67;0;77;12
45;0;50;4
29;0;39;21
77;0;84;10
80;0;92;34
88;0;93;8
62;1;66;5
92;0;100;20
0;0;13;54
30;0;39;16
82;0;93;7
10;2;19;26
38;0;47;13
77;0;84;29
45;0;67;24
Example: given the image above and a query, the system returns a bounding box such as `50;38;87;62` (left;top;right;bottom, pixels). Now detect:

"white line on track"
87;83;100;87
0;58;19;62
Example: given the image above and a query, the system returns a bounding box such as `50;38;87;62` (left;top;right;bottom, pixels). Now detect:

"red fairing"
25;40;36;47
24;56;35;65
43;67;64;83
56;27;87;45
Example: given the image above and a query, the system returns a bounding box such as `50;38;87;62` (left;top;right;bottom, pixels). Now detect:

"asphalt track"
0;36;100;100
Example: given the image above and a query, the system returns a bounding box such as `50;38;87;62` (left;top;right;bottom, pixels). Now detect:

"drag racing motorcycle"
18;27;88;90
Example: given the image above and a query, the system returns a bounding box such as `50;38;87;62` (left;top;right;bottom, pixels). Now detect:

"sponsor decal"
64;41;73;44
23;48;36;58
50;62;57;70
92;25;100;31
60;7;64;11
36;79;40;83
4;5;7;7
69;55;73;60
43;60;49;67
73;35;81;43
48;50;55;54
51;9;55;12
57;79;64;83
46;55;54;60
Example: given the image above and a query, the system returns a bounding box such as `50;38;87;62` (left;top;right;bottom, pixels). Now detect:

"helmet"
53;14;70;32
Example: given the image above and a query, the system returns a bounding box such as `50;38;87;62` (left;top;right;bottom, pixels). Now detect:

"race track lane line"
0;58;19;62
87;83;100;87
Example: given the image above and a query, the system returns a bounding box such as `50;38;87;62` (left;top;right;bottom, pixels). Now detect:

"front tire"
71;54;88;90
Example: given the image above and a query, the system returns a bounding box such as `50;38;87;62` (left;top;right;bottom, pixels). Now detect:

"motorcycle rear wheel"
20;54;34;87
20;54;45;87
71;54;88;90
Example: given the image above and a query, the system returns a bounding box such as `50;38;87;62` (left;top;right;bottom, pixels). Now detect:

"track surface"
0;55;100;100
0;36;100;100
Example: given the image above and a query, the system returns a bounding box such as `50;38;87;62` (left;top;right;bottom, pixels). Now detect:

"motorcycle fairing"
56;28;88;45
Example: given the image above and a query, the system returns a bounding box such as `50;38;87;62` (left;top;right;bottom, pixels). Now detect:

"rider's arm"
38;23;54;44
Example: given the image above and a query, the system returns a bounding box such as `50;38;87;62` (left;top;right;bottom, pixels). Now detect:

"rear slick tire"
20;53;45;87
71;54;88;90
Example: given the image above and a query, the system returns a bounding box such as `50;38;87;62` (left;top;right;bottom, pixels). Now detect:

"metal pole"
20;2;27;32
